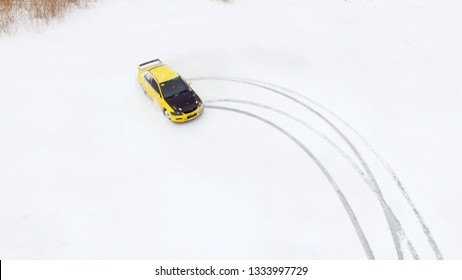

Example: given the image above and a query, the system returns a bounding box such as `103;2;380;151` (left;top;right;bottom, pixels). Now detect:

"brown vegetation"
0;0;15;33
0;0;93;34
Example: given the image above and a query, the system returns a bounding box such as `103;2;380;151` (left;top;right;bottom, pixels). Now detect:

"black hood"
165;90;200;113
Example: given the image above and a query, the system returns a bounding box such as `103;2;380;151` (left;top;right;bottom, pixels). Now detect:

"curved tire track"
206;104;375;259
193;76;422;259
206;98;370;185
227;76;444;260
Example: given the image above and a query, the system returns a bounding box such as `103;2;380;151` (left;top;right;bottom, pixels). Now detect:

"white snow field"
1;0;461;259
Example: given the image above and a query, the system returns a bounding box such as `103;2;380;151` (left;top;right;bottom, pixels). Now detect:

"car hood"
165;90;200;112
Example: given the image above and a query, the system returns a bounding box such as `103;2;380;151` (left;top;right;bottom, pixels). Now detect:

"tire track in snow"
206;104;375;260
207;98;417;259
193;76;420;259
230;77;444;260
206;98;370;185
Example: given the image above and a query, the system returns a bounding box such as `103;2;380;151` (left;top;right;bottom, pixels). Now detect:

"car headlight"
170;111;183;116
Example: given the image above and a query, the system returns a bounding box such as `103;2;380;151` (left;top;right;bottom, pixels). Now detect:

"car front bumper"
170;106;204;123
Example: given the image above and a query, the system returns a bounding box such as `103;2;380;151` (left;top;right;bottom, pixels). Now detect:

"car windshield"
160;76;190;98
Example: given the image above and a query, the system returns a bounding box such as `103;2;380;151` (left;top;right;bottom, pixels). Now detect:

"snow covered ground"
1;0;461;259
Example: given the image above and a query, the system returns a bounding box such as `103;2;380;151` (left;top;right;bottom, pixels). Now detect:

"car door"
143;73;162;104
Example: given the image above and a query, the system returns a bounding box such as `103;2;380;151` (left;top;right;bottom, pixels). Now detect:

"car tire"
163;109;170;120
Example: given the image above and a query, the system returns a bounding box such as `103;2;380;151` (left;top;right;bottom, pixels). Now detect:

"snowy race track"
1;0;461;259
186;76;443;260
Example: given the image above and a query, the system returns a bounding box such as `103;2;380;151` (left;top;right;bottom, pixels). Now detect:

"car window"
144;73;151;81
144;73;152;84
150;79;160;94
144;73;160;94
160;76;190;98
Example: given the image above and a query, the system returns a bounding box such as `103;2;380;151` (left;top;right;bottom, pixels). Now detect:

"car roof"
149;65;179;83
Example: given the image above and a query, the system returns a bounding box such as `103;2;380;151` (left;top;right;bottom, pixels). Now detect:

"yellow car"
137;59;204;122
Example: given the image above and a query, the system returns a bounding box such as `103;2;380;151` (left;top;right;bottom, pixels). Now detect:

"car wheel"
163;109;170;120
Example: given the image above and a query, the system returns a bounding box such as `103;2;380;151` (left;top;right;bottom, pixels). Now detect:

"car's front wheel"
163;109;170;120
